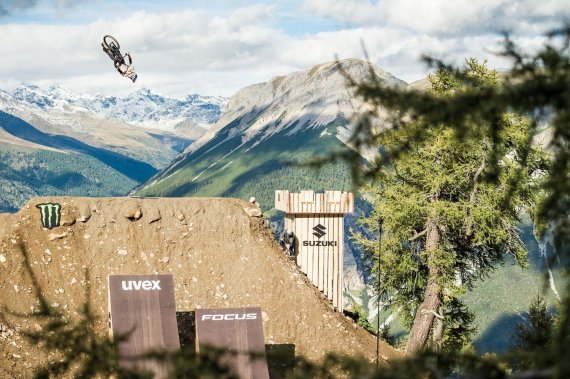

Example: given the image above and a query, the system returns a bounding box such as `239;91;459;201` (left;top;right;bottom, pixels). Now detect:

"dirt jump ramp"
0;197;400;377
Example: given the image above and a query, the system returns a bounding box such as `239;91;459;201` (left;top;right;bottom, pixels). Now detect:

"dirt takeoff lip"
0;196;402;378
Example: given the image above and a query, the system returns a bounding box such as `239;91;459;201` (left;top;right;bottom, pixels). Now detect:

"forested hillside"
137;120;353;209
0;143;139;212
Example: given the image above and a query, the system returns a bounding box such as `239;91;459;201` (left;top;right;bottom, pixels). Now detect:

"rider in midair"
115;52;137;83
102;41;137;83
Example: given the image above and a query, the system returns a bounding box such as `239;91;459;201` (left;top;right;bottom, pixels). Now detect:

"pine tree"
511;295;554;370
514;295;553;350
351;59;548;354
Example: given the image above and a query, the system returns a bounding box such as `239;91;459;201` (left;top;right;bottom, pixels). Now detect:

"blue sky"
0;0;568;97
1;1;337;32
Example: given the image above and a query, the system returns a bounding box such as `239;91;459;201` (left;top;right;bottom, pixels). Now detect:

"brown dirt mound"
0;196;401;377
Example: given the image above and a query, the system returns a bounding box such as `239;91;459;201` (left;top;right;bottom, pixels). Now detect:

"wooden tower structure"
275;190;354;312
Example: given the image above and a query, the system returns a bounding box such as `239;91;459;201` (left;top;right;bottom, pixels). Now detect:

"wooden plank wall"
276;190;352;312
284;213;345;312
336;216;344;310
275;190;354;214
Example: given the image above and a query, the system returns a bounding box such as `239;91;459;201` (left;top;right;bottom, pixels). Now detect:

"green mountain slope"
137;119;353;208
0;142;139;212
1;111;157;182
464;221;564;353
0;112;157;212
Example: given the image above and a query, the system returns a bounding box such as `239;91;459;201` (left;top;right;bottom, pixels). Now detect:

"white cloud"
0;0;88;17
303;0;570;35
275;25;550;83
54;0;86;8
0;2;564;98
301;0;379;24
0;5;290;96
1;0;40;11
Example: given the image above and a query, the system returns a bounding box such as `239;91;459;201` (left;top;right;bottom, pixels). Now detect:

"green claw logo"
36;203;62;229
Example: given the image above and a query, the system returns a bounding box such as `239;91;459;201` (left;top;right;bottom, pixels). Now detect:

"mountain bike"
102;35;124;63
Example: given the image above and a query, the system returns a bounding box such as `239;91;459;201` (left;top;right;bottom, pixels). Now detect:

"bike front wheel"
102;35;120;50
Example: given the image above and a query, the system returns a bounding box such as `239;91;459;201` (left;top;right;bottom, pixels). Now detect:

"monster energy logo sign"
36;203;61;229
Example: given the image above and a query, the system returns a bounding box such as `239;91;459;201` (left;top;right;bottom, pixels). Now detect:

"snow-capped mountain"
8;85;227;131
0;85;218;170
0;84;227;212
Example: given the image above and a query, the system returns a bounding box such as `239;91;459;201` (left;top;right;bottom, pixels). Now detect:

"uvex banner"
108;274;180;379
195;307;269;379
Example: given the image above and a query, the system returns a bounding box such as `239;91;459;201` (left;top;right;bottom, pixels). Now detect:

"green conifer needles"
351;59;549;354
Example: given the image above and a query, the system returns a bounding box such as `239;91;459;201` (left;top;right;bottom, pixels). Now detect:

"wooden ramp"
108;274;180;378
195;307;269;379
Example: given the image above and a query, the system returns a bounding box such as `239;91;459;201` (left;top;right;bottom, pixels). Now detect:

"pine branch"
410;229;428;241
421;309;445;320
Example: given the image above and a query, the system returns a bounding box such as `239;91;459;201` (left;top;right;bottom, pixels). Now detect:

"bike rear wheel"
103;35;120;50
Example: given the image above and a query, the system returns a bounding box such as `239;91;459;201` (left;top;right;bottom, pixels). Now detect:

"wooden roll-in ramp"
108;274;180;378
195;307;270;379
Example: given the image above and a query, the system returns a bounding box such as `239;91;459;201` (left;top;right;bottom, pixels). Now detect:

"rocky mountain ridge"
186;58;405;155
7;85;226;133
143;58;406;191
